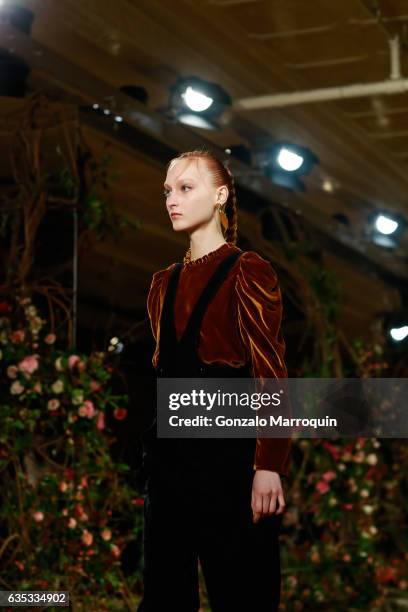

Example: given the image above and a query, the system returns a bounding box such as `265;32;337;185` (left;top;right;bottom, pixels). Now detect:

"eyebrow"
163;177;196;188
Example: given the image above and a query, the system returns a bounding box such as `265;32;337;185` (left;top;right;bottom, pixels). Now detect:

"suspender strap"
178;251;243;353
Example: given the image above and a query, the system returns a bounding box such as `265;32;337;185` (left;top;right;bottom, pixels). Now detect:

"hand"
251;470;285;524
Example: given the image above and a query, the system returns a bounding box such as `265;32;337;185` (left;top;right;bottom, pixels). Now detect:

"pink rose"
315;480;330;494
322;471;336;482
47;398;60;411
45;333;56;345
80;476;88;488
84;400;96;418
18;355;39;374
10;329;25;343
78;360;86;372
78;405;87;417
96;411;105;430
33;382;42;394
82;530;93;546
68;517;77;529
68;355;81;370
90;380;102;392
7;365;18;379
10;380;24;395
62;508;69;516
59;481;68;492
101;528;111;541
33;511;44;522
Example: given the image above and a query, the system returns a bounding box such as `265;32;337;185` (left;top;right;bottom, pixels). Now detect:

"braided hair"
166;149;238;245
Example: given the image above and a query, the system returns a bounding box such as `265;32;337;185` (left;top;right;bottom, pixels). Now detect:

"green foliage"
0;295;144;605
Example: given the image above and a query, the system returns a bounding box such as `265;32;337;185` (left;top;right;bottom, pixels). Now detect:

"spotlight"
390;325;408;342
277;147;304;172
167;76;231;129
384;310;408;348
375;214;398;235
183;86;213;112
259;141;318;191
367;211;406;249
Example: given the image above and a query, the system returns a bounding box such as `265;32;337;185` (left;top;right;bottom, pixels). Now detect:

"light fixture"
166;76;232;129
259;141;318;191
367;210;406;249
375;214;398;235
383;308;408;352
277;147;304;172
390;325;408;342
182;86;213;112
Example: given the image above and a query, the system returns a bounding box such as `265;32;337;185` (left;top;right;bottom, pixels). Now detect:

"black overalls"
138;251;282;612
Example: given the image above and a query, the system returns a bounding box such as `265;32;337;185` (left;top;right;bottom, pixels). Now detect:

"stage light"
277;147;304;172
367;210;406;249
257;142;318;191
166;76;232;129
383;309;408;349
390;325;408;342
114;115;123;123
182;86;213;112
375;214;398;235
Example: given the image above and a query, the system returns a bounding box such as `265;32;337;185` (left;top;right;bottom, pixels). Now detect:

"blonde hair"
167;149;238;245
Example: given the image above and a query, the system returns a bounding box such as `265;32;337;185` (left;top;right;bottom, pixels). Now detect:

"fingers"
252;490;285;523
275;490;286;515
251;490;263;523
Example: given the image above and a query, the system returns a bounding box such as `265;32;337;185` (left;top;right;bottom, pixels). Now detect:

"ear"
217;185;229;204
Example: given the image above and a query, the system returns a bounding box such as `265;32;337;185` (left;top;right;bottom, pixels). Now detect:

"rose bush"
0;294;143;609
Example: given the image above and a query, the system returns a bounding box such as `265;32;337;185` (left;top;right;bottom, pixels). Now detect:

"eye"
163;185;191;198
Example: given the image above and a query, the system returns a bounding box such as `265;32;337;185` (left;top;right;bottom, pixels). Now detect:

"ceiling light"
375;214;398;235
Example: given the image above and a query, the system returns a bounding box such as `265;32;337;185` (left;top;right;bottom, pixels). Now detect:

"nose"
167;197;179;212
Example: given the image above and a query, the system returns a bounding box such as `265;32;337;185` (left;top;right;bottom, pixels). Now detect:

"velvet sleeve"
235;251;292;477
147;266;173;369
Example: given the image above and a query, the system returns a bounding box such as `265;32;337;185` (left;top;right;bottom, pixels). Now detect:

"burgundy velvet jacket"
147;242;292;477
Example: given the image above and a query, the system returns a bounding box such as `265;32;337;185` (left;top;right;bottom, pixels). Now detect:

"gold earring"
218;203;229;232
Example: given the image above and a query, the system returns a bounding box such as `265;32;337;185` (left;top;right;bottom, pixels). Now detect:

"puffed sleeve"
235;251;292;477
147;266;174;369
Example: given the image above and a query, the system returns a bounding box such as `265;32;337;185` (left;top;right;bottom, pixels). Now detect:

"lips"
170;213;182;219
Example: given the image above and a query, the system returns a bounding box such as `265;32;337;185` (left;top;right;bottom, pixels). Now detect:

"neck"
189;234;227;261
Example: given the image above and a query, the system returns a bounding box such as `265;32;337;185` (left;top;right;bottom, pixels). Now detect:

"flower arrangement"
0;294;143;608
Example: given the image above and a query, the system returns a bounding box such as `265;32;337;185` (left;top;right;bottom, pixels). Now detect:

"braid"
167;149;239;246
223;166;238;246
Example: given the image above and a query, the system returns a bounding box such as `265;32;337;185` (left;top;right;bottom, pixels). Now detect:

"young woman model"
138;150;292;612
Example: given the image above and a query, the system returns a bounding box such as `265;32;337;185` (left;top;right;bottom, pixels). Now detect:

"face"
163;157;228;234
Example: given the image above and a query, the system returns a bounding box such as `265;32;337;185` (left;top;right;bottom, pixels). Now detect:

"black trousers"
137;437;282;611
